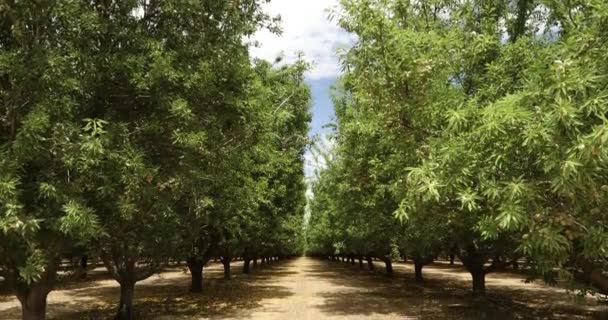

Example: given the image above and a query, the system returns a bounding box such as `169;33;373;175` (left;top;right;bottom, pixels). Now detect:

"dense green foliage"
0;1;310;319
308;0;608;297
4;0;608;318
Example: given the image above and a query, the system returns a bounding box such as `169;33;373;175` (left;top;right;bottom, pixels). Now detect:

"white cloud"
249;0;355;79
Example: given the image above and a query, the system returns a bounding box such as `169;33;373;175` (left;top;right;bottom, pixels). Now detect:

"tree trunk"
243;259;251;274
358;256;364;268
577;257;608;295
253;258;258;268
471;270;486;296
414;259;424;283
187;257;204;293
460;246;489;297
16;259;58;320
17;287;50;320
80;255;88;279
222;260;231;279
513;260;519;270
449;254;455;265
383;258;393;275
366;256;374;270
116;280;136;320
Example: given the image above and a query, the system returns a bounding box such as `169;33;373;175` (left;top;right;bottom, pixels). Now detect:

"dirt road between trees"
1;257;607;319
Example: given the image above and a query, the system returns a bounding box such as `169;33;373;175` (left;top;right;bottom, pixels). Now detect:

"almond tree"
0;2;104;319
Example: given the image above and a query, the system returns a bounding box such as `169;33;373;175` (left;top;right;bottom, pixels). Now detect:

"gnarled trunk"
16;259;58;320
17;287;51;320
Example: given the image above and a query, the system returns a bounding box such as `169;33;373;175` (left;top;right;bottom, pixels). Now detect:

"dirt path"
1;257;607;319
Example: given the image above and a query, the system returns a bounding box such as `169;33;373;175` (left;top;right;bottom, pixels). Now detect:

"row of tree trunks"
188;255;282;294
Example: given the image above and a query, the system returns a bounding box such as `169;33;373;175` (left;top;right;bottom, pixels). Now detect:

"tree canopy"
307;0;608;297
1;1;310;319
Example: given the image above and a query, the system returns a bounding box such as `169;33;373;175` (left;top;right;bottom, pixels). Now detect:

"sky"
250;0;355;179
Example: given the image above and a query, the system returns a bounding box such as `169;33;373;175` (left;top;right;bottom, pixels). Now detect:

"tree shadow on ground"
311;259;606;320
0;260;295;320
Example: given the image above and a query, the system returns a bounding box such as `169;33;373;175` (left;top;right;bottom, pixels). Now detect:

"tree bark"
413;255;433;283
17;287;50;320
243;259;251;274
16;259;58;320
253;257;258;268
577;257;608;295
414;260;424;282
471;270;486;296
459;246;490;297
186;257;204;292
222;259;231;279
80;255;88;279
366;256;374;270
449;254;455;265
116;280;136;320
358;256;364;268
383;258;393;275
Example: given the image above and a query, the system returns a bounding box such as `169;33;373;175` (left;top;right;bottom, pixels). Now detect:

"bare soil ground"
1;257;607;319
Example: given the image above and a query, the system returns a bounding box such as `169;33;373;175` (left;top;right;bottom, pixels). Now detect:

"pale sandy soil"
1;257;607;319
